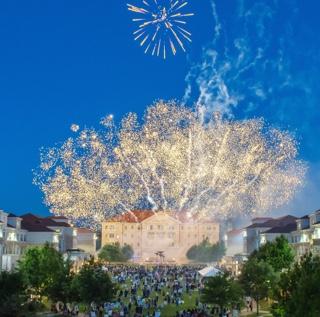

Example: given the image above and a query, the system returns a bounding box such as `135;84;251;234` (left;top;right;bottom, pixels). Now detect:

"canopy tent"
198;266;222;278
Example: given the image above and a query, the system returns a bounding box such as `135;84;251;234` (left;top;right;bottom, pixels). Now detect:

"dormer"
309;210;320;226
296;216;310;230
7;213;22;230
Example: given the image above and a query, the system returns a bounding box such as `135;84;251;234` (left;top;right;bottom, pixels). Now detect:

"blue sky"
0;0;319;216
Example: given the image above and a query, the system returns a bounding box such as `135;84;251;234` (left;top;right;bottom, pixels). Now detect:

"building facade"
291;210;320;257
0;211;28;271
243;215;297;254
0;210;97;271
102;210;219;262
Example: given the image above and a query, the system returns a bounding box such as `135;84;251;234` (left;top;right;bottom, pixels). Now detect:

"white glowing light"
35;101;306;229
70;124;80;133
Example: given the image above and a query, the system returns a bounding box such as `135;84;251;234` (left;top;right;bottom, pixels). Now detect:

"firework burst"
127;0;194;59
35;102;306;228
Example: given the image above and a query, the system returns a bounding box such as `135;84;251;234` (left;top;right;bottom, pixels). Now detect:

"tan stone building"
101;210;219;262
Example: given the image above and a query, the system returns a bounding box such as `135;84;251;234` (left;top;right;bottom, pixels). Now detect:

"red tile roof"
107;210;154;223
47;216;69;220
77;227;94;234
21;213;70;232
246;215;297;229
264;223;297;234
106;210;216;224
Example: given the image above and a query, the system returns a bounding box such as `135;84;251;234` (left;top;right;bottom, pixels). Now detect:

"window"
7;232;17;241
148;232;155;239
105;225;108;230
149;225;153;230
181;226;184;230
109;233;115;238
124;225;127;230
168;232;175;239
207;226;211;230
131;225;134;229
158;225;163;230
169;225;175;230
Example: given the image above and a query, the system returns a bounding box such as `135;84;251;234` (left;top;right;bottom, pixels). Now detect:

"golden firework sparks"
127;0;194;59
34;102;306;228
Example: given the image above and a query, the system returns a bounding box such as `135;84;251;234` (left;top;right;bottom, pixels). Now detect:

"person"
249;300;253;312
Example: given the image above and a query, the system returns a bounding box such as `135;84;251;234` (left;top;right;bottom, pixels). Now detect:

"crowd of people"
54;264;243;317
95;264;210;317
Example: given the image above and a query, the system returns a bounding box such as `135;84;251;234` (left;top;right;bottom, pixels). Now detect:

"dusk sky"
0;0;319;217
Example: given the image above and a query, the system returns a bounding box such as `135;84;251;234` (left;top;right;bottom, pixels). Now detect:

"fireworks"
70;124;80;133
127;0;194;58
35;102;306;228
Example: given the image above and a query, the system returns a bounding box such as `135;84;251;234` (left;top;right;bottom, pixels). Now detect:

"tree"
251;236;295;272
18;243;73;302
71;259;115;305
0;270;26;317
186;238;226;263
122;244;134;261
271;253;320;317
201;272;243;313
98;242;134;262
239;258;278;316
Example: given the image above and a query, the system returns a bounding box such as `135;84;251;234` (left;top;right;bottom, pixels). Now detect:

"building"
243;215;297;254
0;210;97;271
259;223;297;246
75;227;97;254
102;210;219;262
291;210;320;257
0;211;28;271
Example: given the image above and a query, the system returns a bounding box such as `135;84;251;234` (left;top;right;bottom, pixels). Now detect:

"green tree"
71;259;115;305
201;272;243;314
239;258;278;316
0;270;26;317
186;238;226;262
18;243;73;302
251;236;295;272
271;253;320;317
122;244;134;261
186;244;198;260
99;242;133;262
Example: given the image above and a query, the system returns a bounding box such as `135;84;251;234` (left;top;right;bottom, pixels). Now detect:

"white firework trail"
127;0;194;59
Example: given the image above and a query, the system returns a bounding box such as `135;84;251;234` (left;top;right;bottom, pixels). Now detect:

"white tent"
198;266;222;278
